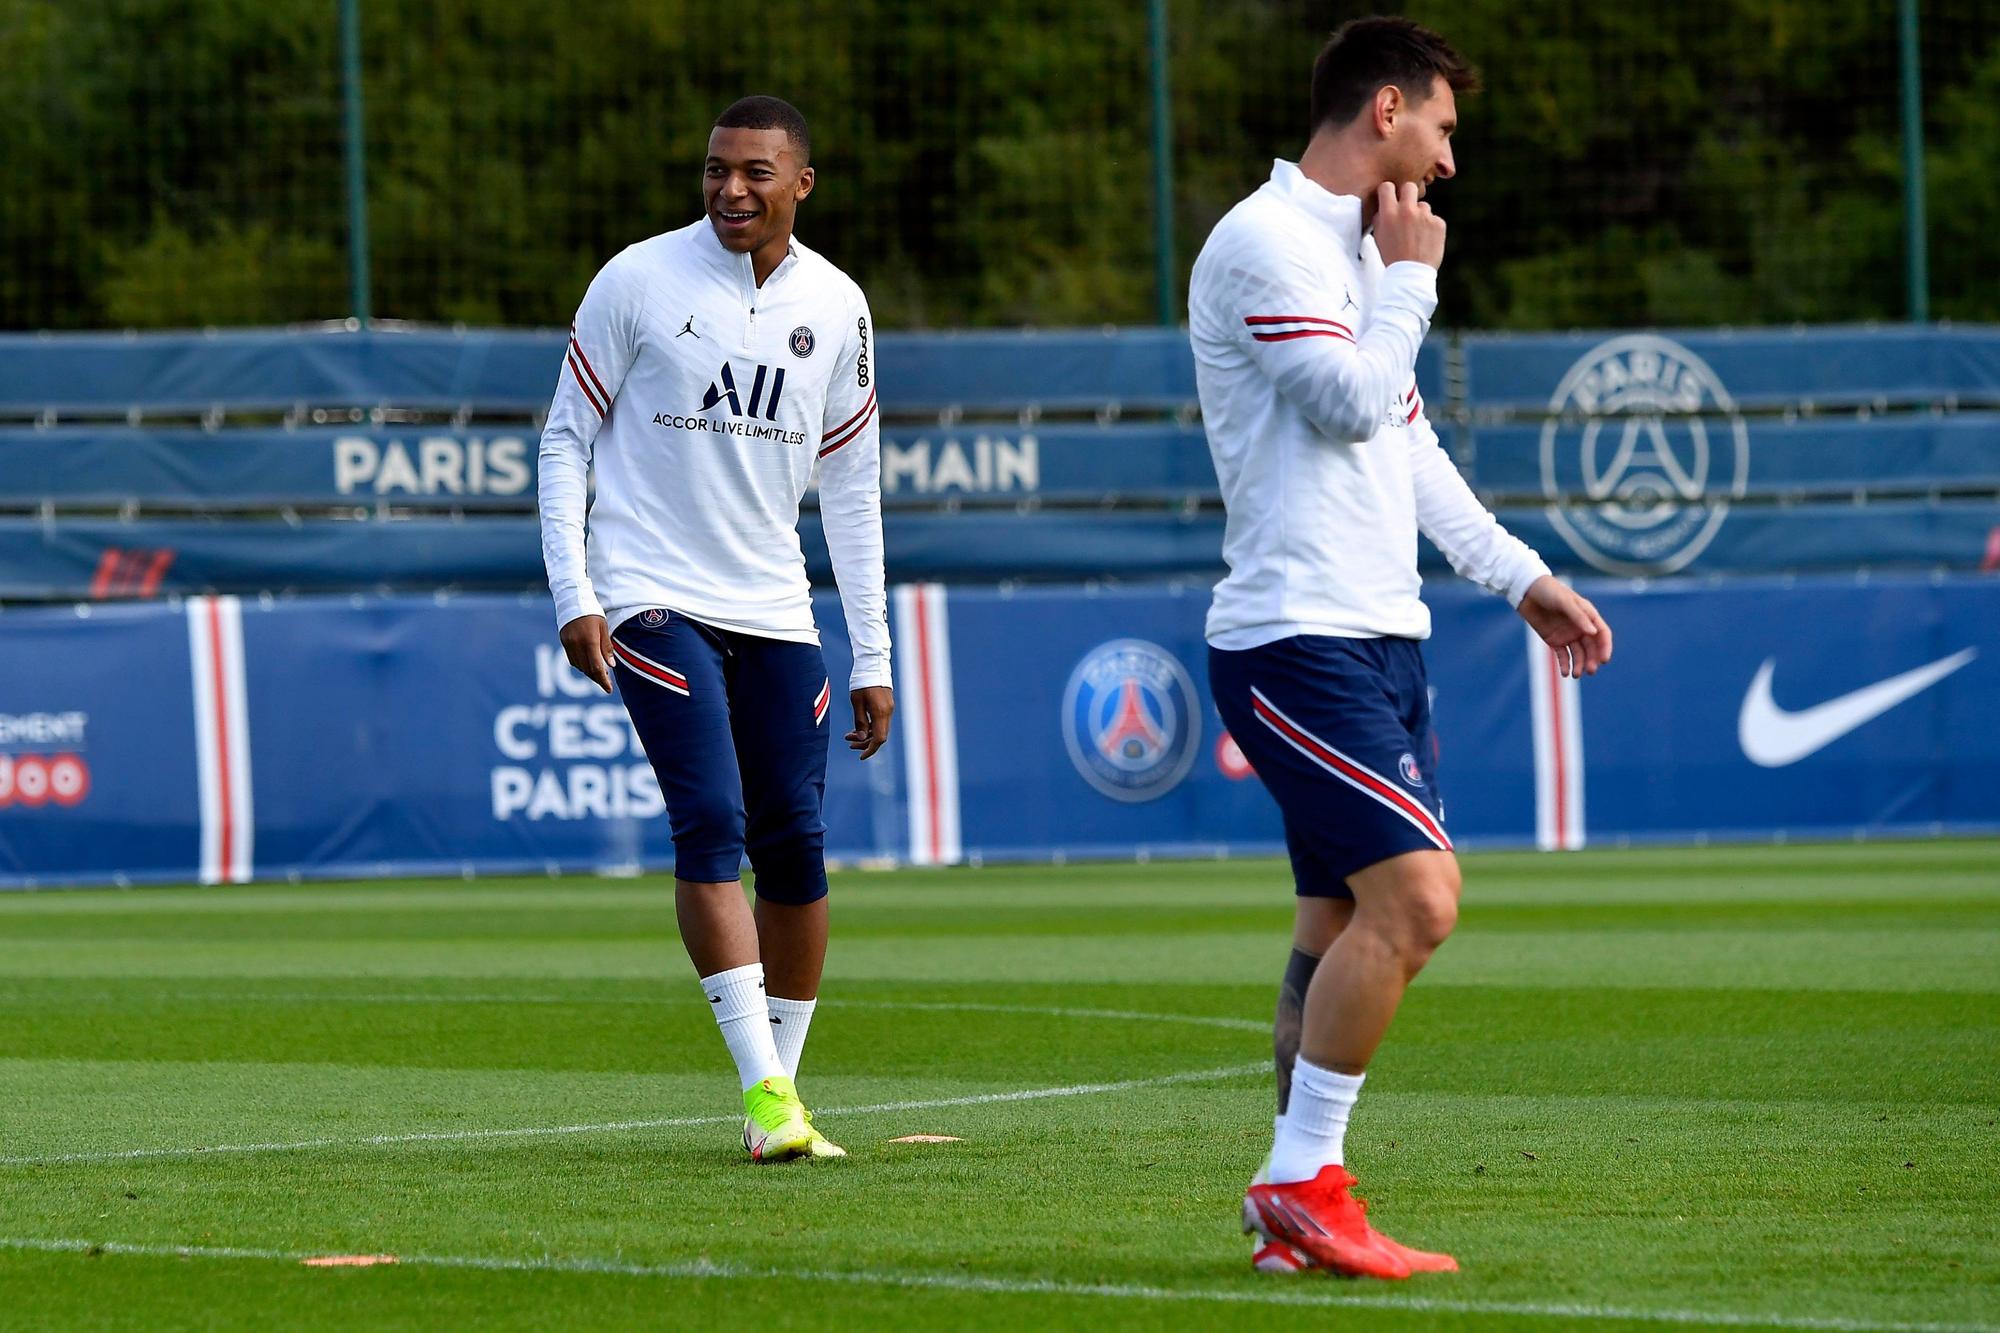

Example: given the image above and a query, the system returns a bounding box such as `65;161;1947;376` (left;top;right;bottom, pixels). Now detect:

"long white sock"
1267;1057;1364;1184
766;995;817;1079
699;964;786;1091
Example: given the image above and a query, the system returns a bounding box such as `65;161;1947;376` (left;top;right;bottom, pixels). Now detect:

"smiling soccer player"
537;96;892;1163
1189;20;1614;1275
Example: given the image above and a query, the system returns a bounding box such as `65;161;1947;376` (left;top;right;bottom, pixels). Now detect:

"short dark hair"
714;95;811;163
1309;18;1479;133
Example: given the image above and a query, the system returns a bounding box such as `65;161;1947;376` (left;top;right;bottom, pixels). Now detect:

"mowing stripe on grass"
115;991;1271;1034
0;1235;1989;1333
826;997;1268;1031
0;1061;1266;1168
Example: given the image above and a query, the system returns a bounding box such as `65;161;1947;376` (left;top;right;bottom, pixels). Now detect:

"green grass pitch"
1;842;1995;1331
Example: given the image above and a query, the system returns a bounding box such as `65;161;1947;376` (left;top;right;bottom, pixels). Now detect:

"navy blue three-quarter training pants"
610;609;833;903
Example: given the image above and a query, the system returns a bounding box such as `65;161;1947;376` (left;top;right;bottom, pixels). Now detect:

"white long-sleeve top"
1189;160;1549;648
537;220;890;690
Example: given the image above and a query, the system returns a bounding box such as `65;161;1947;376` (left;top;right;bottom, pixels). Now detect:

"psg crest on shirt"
1061;639;1201;803
788;326;815;358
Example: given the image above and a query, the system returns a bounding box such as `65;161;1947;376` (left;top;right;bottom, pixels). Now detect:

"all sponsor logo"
1061;639;1200;803
701;361;786;420
1539;334;1749;575
674;362;806;445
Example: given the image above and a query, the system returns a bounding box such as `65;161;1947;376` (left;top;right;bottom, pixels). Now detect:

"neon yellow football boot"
740;1076;844;1162
741;1076;813;1162
800;1106;847;1159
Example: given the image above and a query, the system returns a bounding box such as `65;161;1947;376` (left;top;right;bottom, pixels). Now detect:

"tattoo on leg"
1274;946;1322;1114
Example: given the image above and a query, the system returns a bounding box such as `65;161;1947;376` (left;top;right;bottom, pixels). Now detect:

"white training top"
1189;160;1549;649
537;220;890;691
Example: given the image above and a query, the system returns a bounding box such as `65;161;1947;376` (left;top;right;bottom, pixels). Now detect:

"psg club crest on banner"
1538;333;1749;576
1061;639;1200;803
789;326;815;358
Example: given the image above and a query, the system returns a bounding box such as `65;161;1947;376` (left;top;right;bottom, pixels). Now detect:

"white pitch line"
0;1062;1265;1168
0;1236;1990;1333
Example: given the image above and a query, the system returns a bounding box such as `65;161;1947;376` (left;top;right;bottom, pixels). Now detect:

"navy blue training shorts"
610;609;833;902
1209;634;1453;898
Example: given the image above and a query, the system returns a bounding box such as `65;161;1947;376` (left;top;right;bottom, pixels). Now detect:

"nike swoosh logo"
1738;648;1978;768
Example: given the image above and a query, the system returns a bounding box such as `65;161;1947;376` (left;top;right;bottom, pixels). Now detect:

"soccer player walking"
1190;20;1612;1275
537;96;891;1162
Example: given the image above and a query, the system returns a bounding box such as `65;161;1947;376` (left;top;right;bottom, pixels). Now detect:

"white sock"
1267;1057;1364;1184
766;995;817;1079
699;964;786;1091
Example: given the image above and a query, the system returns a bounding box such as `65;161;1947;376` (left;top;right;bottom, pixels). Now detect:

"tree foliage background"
2;0;1995;331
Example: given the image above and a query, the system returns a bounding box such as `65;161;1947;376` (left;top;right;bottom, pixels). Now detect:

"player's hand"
559;614;615;694
847;686;894;760
1517;576;1613;679
1373;181;1446;270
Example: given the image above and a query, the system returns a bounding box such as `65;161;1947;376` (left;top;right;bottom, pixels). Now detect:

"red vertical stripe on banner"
914;589;941;865
208;599;234;883
1547;649;1567;848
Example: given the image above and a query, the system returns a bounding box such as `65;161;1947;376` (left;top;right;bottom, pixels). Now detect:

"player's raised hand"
1373;181;1446;270
559;613;615;693
1517;576;1613;679
847;686;894;759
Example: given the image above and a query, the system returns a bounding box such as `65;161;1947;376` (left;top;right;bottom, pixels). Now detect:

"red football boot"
1368;1229;1459;1274
1250;1240;1314;1274
1243;1165;1412;1279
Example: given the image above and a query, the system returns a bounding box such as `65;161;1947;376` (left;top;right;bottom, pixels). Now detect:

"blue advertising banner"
1;574;1994;889
1572;578;2000;843
232;593;887;881
1460;325;2000;414
0;423;1215;507
0;427;539;506
0;602;203;884
8;499;2000;602
1461;413;2000;498
0;327;1447;419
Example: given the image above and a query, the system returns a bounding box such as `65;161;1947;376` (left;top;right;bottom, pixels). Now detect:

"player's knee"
668;793;744;883
1396;862;1461;962
746;824;827;905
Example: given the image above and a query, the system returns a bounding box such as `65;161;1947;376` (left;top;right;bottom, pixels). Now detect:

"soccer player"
536;95;892;1163
1189;20;1612;1276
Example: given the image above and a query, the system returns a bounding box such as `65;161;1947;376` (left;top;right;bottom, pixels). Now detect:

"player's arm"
537;253;644;693
815;293;894;758
1236;183;1441;444
1408;409;1612;678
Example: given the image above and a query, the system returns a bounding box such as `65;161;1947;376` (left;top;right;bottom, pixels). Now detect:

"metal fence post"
1898;0;1929;324
1148;0;1176;327
341;0;373;325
